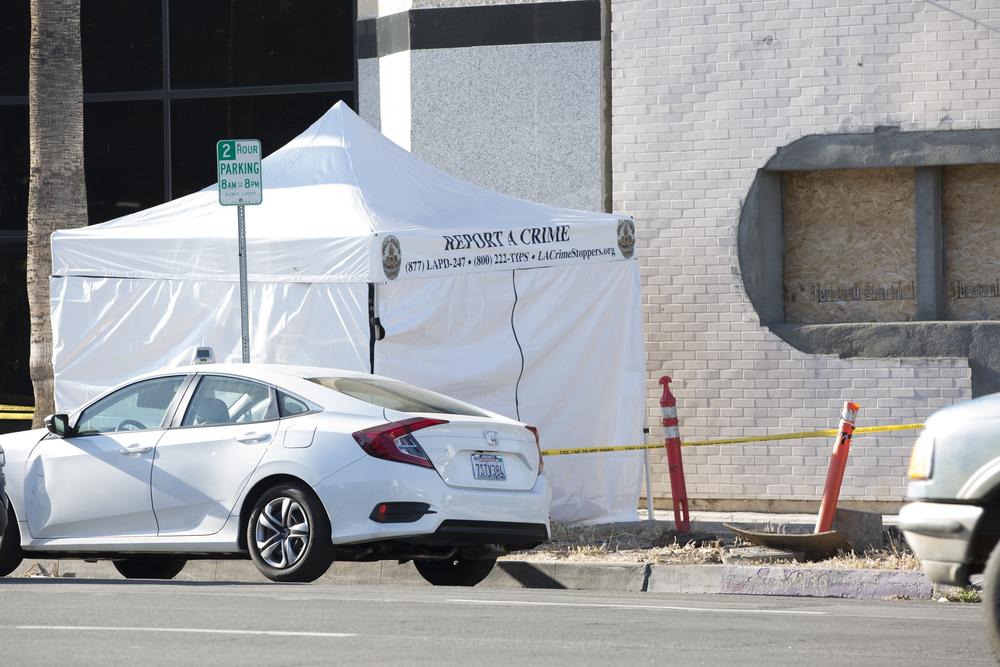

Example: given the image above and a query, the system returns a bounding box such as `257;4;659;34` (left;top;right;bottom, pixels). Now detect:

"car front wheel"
984;539;1000;661
414;556;497;586
113;556;187;580
247;483;334;583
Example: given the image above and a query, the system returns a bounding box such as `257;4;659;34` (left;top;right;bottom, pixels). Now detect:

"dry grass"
502;521;921;570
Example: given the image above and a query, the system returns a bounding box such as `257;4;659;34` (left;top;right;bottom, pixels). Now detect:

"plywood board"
783;168;916;323
943;164;1000;320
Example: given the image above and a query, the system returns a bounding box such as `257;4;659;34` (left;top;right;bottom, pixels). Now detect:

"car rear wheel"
247;483;334;583
0;505;23;577
113;556;187;580
414;556;496;587
984;539;1000;661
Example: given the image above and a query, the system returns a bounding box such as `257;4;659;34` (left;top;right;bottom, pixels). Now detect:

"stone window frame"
738;128;1000;396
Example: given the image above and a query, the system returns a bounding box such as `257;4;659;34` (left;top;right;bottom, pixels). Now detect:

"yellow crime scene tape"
539;423;925;457
0;407;926;441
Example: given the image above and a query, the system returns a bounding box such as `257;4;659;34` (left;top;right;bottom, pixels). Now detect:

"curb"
646;564;934;600
12;558;936;599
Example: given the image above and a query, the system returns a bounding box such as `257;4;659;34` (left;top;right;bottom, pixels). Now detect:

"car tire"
247;483;334;583
984;539;1000;661
414;556;497;587
0;505;23;577
113;556;187;580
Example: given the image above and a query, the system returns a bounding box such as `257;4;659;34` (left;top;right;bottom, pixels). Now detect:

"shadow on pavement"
496;561;567;589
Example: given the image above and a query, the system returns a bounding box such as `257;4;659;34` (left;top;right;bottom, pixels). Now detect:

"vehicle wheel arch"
4;492;18;523
969;491;1000;575
237;474;329;551
3;492;24;542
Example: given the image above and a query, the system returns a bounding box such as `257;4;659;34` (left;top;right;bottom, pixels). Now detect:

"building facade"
614;0;997;509
2;0;995;509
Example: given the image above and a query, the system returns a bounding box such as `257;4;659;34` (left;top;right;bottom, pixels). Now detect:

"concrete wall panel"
411;42;601;211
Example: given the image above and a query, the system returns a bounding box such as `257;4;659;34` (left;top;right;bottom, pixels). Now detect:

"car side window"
278;392;309;417
76;376;186;435
182;376;276;427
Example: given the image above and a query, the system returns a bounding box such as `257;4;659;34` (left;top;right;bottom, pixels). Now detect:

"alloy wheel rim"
255;497;310;569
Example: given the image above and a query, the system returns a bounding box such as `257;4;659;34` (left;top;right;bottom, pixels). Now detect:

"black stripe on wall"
357;1;600;59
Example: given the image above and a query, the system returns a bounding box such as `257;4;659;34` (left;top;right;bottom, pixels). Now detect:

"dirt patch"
502;521;921;570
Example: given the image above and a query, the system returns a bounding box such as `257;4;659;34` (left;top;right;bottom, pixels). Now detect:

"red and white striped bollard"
660;376;691;534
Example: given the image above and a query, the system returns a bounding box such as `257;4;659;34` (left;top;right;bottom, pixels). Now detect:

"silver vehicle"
900;394;1000;659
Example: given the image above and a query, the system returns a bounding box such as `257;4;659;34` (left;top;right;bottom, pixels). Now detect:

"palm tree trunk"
27;0;87;427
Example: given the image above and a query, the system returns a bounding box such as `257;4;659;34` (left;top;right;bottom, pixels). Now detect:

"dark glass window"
0;245;31;406
0;0;29;96
170;92;352;198
0;106;29;231
169;0;354;89
310;377;490;417
278;392;309;417
182;375;276;426
84;101;165;224
77;375;186;434
82;0;162;93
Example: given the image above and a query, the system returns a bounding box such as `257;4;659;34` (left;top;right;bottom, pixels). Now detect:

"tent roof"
52;102;630;283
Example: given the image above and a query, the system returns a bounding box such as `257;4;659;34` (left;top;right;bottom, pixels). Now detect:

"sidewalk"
639;508;901;530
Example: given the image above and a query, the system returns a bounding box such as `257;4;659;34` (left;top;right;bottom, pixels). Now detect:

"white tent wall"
511;261;645;524
375;272;522;418
51;277;370;410
376;261;645;524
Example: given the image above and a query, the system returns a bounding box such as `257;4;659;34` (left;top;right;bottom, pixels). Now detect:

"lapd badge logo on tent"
381;235;402;280
617;219;635;259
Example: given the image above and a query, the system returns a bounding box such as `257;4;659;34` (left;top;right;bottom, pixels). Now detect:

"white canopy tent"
50;102;646;524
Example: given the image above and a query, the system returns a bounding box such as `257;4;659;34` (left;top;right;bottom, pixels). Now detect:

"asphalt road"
0;579;992;666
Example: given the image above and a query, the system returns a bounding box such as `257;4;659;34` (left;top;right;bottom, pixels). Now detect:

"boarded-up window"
783;168;916;324
944;164;1000;320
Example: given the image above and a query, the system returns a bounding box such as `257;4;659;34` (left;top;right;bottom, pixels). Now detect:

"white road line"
13;625;355;638
448;599;826;616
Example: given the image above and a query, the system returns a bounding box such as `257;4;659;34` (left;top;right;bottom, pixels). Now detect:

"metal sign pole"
237;204;250;363
216;138;260;364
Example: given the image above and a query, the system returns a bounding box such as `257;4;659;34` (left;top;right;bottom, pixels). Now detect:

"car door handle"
236;432;271;444
120;445;152;456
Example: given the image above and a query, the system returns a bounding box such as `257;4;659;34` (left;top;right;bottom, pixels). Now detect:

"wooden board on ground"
724;523;854;561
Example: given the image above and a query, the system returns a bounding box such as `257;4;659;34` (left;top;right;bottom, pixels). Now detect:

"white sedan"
0;364;551;584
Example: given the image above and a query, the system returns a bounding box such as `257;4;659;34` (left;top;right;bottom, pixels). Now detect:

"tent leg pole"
368;282;376;374
643;446;655;523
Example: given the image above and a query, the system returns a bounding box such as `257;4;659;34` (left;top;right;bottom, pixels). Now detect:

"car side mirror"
44;413;72;437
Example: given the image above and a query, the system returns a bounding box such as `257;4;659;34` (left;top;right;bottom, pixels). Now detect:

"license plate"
471;453;507;481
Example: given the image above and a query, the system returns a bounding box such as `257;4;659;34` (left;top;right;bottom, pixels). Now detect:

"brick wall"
612;0;988;507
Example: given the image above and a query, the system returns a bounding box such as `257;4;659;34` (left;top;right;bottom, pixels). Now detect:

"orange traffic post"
814;401;861;534
660;376;691;534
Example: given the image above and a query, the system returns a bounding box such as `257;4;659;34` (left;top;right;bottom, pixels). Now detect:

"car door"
25;375;189;540
151;374;279;536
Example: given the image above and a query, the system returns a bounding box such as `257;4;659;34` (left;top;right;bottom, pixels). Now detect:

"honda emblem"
483;430;500;447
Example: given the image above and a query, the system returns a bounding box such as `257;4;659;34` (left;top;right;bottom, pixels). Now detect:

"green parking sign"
216;139;262;206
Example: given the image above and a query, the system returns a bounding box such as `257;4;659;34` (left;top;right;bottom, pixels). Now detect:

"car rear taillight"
526;425;544;475
352;418;448;469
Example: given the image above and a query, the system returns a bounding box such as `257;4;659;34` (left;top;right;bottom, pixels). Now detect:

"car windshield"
309;377;489;417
